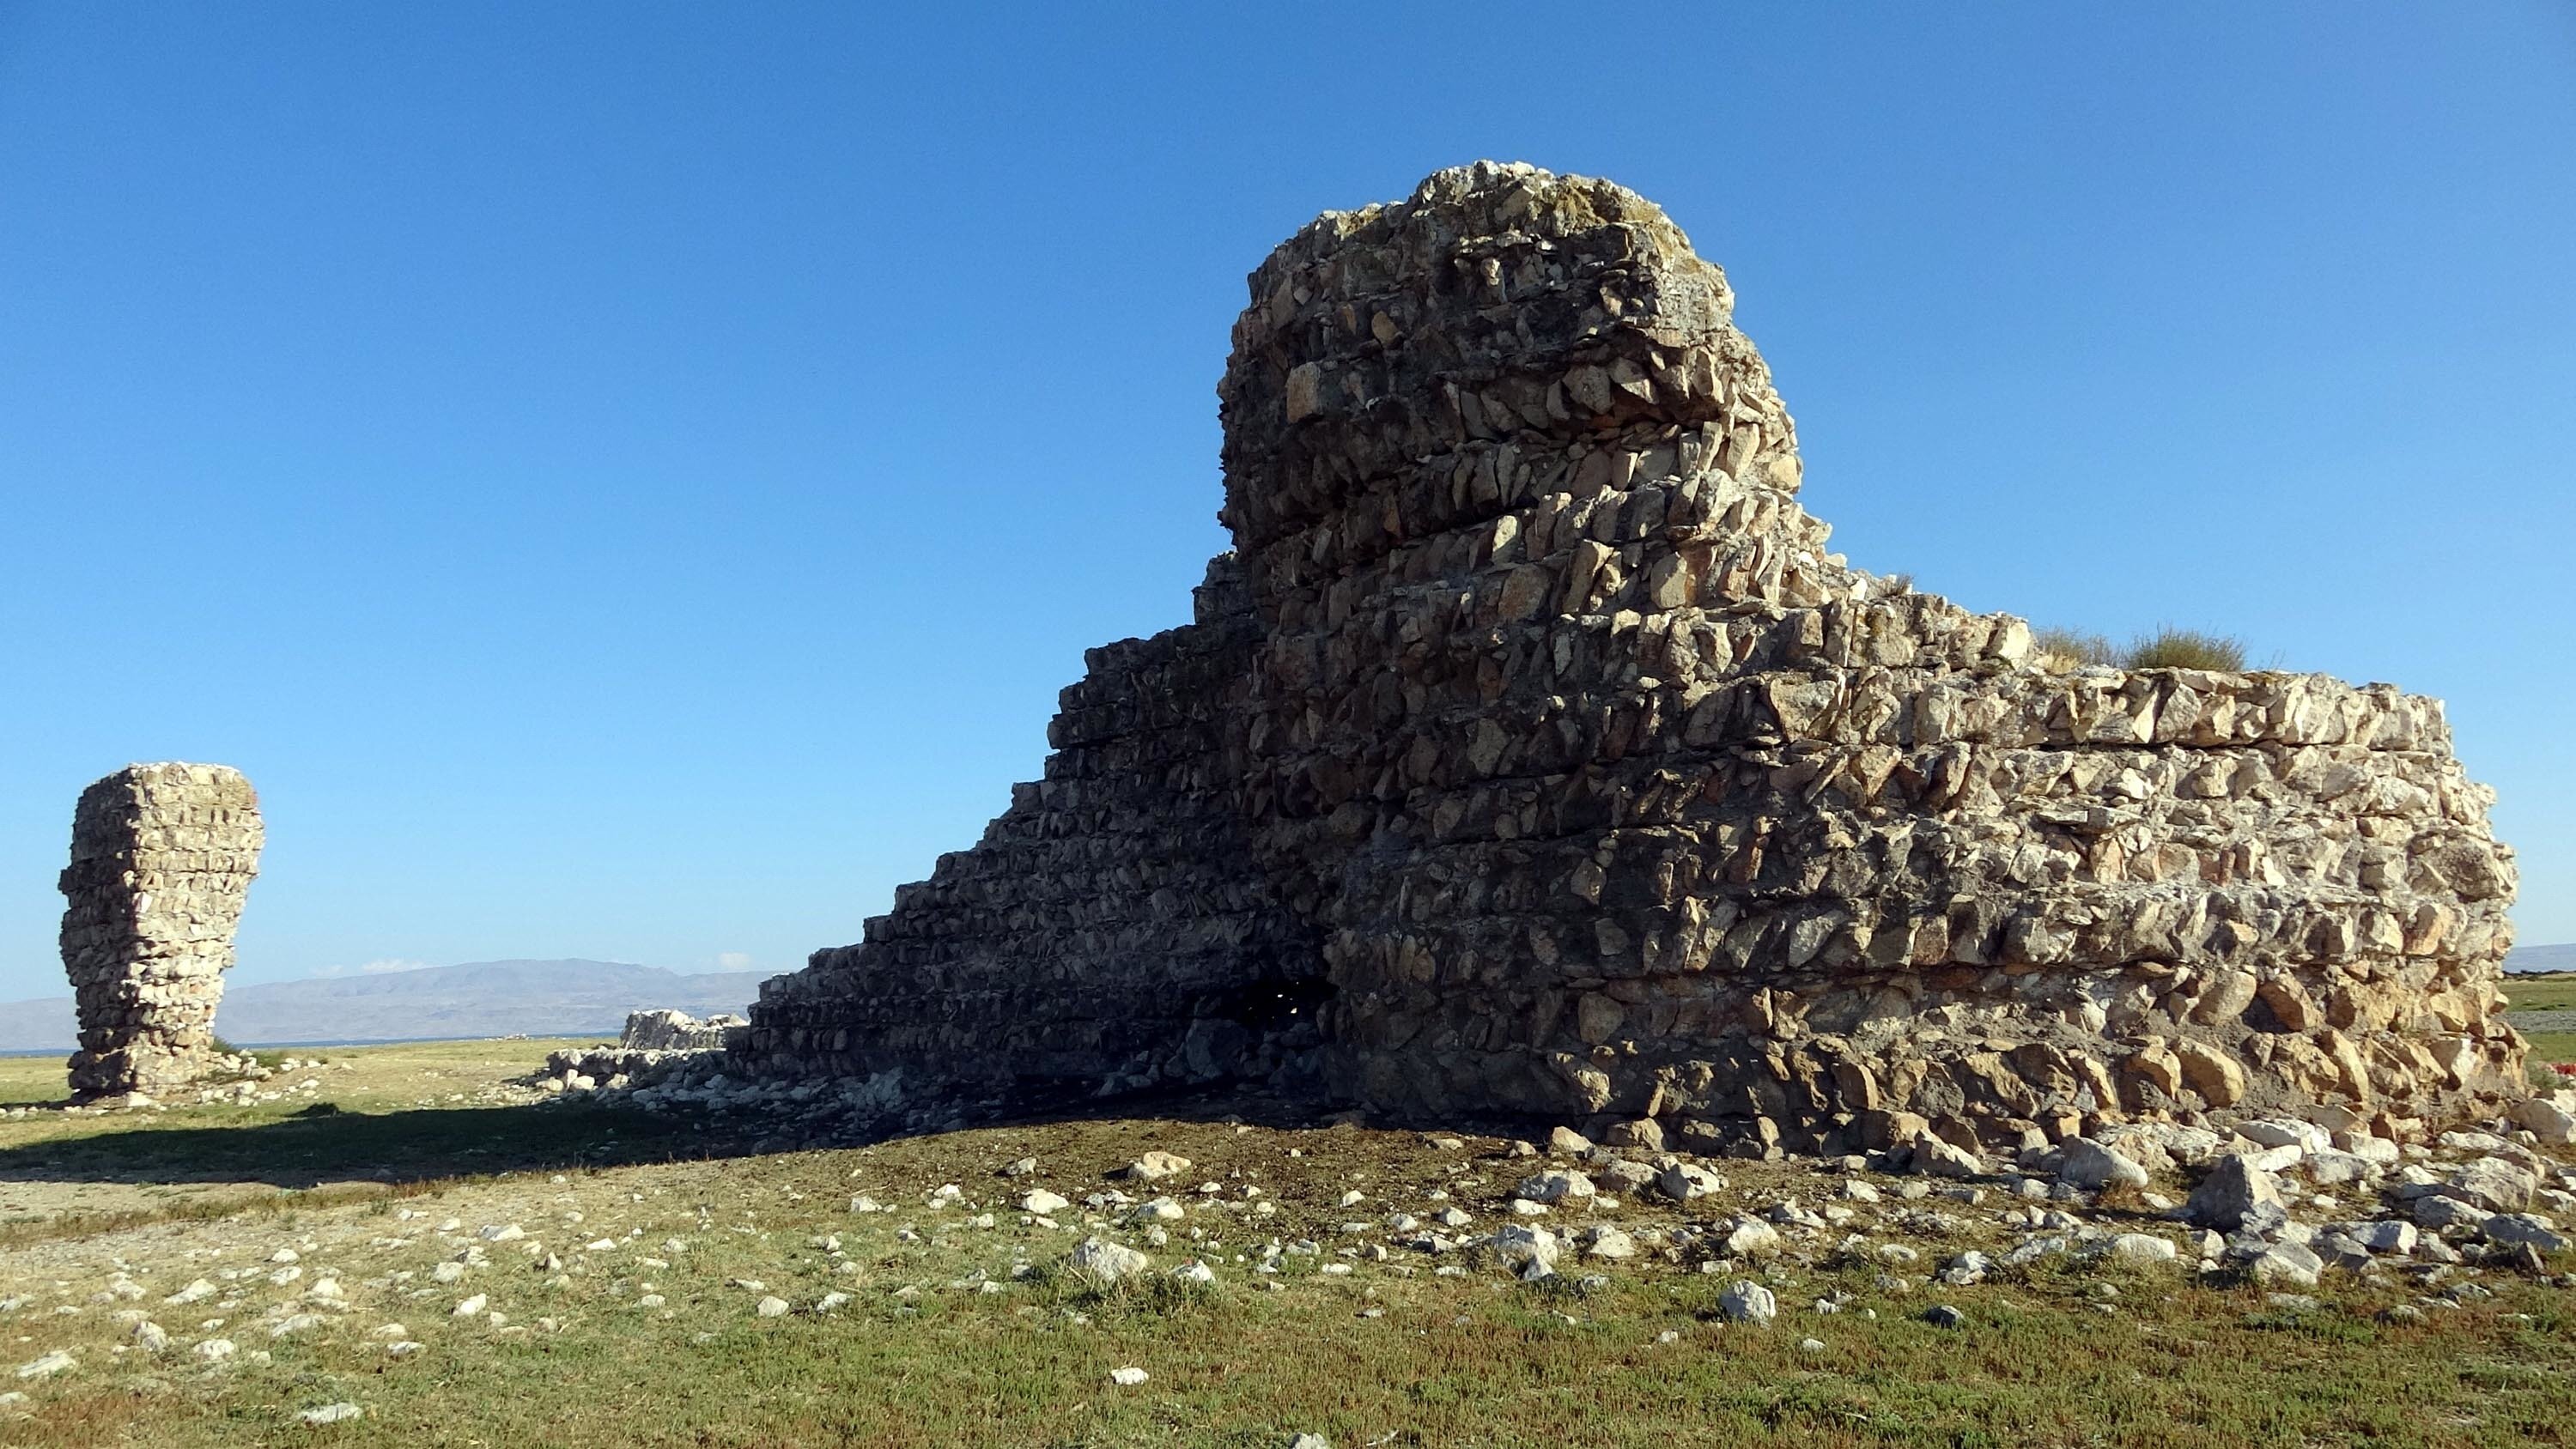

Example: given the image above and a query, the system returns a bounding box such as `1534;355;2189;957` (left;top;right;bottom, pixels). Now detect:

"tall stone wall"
58;762;264;1099
745;561;1324;1113
745;162;2523;1150
1215;162;2521;1152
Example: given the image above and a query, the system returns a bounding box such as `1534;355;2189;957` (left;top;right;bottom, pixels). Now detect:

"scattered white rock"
2512;1093;2576;1148
13;1351;75;1380
2239;1119;2331;1155
2057;1137;2150;1191
2331;1219;2417;1255
1583;1227;1638;1260
2439;1157;2538;1214
1515;1170;1595;1205
1069;1236;1151;1286
2482;1214;2571;1252
1483;1224;1559;1276
1722;1219;1783;1258
298;1403;362;1426
2247;1242;2324;1288
2415;1194;2488;1231
1109;1367;1150;1386
2186;1154;2282;1231
1656;1163;1726;1202
2103;1234;2178;1264
1120;1152;1192;1182
1911;1134;1984;1179
1719;1280;1777;1326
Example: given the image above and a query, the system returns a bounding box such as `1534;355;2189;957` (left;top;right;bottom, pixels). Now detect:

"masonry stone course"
744;162;2524;1152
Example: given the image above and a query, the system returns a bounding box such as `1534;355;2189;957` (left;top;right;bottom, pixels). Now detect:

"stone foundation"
58;763;264;1100
744;163;2523;1150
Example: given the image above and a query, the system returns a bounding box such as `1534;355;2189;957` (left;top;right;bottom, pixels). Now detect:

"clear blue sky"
2;3;2571;999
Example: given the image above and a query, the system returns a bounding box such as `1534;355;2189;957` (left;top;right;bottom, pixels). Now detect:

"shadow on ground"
0;1080;1325;1190
0;1100;770;1191
0;1080;1473;1196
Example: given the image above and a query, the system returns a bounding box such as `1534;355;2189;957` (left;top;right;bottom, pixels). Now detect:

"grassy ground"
2506;975;2576;1015
0;1041;2570;1447
2505;973;2576;1086
0;1039;693;1241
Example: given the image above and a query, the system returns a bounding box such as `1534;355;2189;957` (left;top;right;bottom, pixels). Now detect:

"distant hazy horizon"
0;956;765;1052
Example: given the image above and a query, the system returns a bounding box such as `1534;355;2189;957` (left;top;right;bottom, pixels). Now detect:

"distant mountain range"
0;959;766;1052
1;943;2567;1053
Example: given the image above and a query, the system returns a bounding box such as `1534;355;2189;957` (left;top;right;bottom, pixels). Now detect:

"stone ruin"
620;1008;748;1052
743;162;2525;1155
58;762;264;1100
538;1010;749;1094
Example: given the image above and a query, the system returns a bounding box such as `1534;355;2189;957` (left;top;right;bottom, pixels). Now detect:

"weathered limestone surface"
745;163;2524;1150
59;763;264;1100
621;1009;747;1052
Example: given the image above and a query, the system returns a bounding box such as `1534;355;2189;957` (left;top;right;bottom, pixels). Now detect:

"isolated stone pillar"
58;763;264;1099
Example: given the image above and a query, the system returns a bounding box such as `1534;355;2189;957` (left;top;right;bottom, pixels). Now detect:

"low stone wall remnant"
622;1009;746;1052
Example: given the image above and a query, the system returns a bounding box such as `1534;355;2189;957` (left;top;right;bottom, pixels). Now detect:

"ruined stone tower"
59;763;264;1099
745;163;2523;1151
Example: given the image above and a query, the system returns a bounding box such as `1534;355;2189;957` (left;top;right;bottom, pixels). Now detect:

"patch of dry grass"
2123;627;2250;671
2028;625;2255;674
